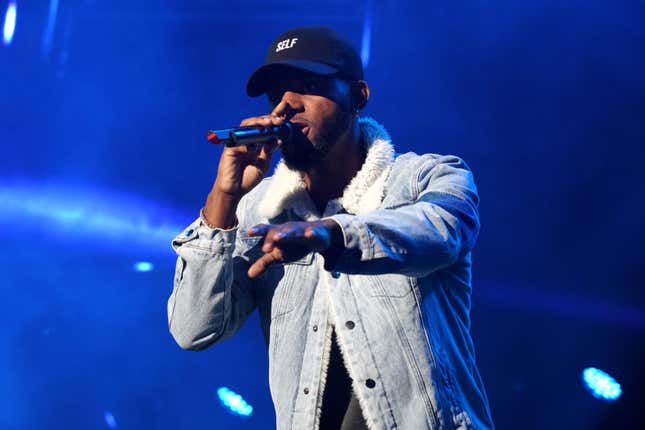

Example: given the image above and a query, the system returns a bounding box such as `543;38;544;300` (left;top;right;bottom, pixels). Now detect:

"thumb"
249;142;277;171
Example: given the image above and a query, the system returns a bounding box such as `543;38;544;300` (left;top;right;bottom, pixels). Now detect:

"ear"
352;80;370;111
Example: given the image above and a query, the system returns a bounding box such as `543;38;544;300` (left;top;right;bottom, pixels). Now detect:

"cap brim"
246;59;339;97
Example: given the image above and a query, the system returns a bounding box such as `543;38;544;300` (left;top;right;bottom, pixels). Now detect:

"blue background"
1;1;644;429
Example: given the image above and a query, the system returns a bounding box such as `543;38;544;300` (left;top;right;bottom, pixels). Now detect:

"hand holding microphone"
207;98;300;148
207;121;292;148
202;113;287;229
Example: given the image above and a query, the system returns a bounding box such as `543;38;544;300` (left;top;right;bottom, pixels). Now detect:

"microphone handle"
207;123;292;147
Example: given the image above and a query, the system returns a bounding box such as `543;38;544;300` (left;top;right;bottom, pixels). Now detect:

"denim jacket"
168;117;494;429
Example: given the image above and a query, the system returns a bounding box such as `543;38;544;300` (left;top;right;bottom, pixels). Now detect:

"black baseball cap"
246;26;364;97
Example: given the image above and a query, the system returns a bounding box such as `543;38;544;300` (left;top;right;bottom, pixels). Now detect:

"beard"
280;105;353;172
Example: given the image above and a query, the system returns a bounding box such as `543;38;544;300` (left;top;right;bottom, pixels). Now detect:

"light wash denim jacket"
168;117;494;429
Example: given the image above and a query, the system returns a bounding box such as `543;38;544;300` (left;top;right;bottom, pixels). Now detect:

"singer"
168;26;494;430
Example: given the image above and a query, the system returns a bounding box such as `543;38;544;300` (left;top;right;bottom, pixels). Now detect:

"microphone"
207;122;292;147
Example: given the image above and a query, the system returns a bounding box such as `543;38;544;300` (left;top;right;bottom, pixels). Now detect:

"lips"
290;121;311;138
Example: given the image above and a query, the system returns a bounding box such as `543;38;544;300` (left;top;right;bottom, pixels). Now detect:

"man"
168;26;494;429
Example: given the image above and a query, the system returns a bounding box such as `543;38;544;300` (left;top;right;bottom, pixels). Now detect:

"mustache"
290;117;312;128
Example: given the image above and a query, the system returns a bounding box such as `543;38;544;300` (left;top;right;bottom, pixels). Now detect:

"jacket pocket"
266;254;315;319
366;273;416;298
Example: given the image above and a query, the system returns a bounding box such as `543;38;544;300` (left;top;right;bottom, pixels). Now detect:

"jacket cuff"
171;217;238;255
324;213;372;271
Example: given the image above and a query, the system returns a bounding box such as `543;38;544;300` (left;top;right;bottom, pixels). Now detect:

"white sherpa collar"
258;117;395;220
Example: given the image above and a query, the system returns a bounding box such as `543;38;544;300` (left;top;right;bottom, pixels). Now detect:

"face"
266;70;354;171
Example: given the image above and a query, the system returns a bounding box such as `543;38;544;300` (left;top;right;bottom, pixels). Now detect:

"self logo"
276;38;298;52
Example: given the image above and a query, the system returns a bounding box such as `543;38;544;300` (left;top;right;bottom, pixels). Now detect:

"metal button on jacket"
365;379;376;389
331;271;341;279
345;320;355;330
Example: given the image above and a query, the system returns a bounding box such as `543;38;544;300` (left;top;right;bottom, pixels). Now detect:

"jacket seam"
373;276;438;429
313;308;333;430
167;257;185;328
412;156;442;199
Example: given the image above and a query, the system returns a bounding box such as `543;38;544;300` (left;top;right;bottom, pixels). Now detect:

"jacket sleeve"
327;155;480;278
167;196;260;351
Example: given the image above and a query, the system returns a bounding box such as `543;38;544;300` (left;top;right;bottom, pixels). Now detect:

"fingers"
245;221;333;278
247;224;271;237
262;228;283;252
247;224;282;253
224;113;281;168
236;114;285;159
239;112;286;128
272;96;303;120
258;138;278;159
247;222;330;252
270;99;289;118
248;248;282;279
303;225;315;238
258;225;295;253
243;139;278;170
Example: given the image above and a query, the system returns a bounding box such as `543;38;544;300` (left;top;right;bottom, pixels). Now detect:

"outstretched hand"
246;219;342;278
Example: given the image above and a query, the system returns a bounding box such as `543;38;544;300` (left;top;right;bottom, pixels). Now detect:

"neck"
302;119;364;213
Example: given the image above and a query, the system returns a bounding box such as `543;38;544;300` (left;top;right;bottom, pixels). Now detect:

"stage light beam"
103;411;117;429
3;1;17;46
217;387;253;417
582;367;622;402
0;180;188;254
133;261;154;272
42;0;59;59
361;0;372;68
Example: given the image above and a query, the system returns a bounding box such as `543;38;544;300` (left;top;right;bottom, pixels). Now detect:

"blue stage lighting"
103;411;117;429
133;261;154;272
0;180;188;254
42;0;59;59
3;1;17;46
217;387;253;417
361;0;372;68
582;367;622;401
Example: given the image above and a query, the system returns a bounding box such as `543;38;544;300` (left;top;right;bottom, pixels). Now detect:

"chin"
280;143;315;171
282;156;314;172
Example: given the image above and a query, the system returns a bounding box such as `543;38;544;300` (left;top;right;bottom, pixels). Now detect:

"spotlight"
582;367;622;402
133;261;154;272
217;386;253;417
0;180;187;253
3;1;17;46
42;0;59;59
360;0;372;68
103;411;117;429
